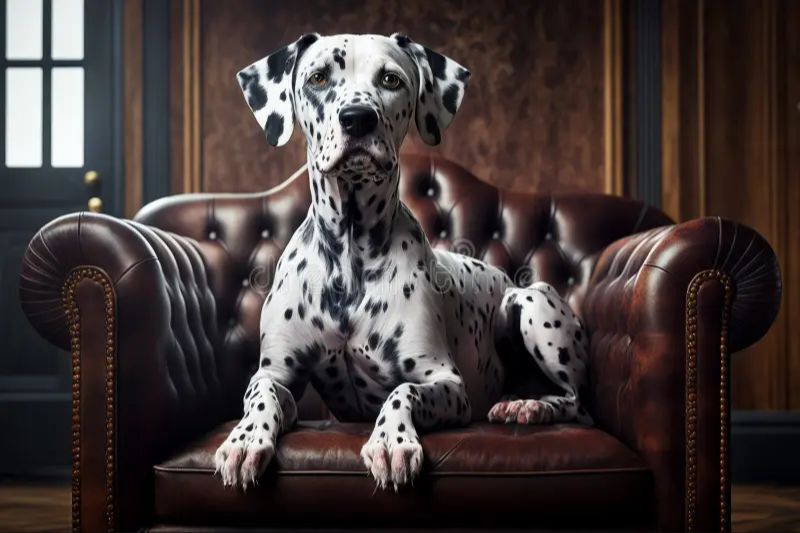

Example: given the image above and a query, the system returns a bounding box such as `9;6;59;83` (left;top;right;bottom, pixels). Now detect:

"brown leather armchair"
19;154;781;532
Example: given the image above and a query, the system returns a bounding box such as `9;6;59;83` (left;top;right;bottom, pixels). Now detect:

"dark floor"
0;483;798;532
732;485;800;532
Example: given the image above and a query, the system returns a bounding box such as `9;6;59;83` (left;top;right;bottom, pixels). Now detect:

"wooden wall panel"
122;0;143;218
662;0;798;410
661;0;704;222
782;0;800;409
198;0;607;194
704;0;783;410
168;0;185;196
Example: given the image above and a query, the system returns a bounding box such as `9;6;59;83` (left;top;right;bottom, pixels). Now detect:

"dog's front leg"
361;377;470;490
214;362;302;489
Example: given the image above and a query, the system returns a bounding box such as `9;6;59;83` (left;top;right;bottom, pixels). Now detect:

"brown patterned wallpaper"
199;0;605;194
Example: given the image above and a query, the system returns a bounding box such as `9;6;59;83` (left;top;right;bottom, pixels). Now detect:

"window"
4;0;84;168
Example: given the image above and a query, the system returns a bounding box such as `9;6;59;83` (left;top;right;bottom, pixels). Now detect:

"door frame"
0;0;124;478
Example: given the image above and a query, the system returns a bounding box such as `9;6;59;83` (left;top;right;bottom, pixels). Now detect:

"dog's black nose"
339;105;378;138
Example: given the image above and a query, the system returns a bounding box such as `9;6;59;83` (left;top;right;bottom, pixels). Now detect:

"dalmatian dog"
214;33;591;491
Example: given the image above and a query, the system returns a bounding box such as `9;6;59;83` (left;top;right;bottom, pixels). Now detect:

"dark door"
0;0;120;476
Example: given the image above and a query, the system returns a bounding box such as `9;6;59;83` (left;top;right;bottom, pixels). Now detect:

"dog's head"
237;33;470;181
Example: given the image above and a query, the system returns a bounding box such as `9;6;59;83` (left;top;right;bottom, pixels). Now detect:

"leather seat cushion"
153;420;654;528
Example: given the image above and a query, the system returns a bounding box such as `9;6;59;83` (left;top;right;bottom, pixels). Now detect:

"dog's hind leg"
490;282;593;425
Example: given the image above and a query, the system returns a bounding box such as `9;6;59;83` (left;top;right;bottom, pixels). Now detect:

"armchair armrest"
583;217;781;532
19;212;224;532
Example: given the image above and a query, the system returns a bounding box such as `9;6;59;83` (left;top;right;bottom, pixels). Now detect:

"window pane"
51;67;84;167
6;68;43;168
51;0;84;60
6;0;43;59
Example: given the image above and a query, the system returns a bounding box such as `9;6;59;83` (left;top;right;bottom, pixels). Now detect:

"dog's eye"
380;72;402;90
308;71;328;88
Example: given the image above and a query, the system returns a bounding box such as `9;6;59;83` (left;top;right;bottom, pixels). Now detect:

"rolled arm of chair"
583;217;781;532
19;212;223;533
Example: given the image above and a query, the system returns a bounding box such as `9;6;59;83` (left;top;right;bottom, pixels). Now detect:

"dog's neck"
308;158;401;268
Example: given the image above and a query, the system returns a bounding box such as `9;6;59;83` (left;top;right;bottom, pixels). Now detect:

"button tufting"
208;231;218;240
492;230;501;240
545;232;553;240
242;279;250;288
439;230;447;239
426;187;435;197
261;229;270;239
568;276;575;285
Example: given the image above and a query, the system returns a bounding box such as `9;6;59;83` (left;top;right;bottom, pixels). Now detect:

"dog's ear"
236;33;320;147
392;34;471;146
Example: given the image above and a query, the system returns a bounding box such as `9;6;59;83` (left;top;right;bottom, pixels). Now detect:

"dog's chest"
310;341;397;421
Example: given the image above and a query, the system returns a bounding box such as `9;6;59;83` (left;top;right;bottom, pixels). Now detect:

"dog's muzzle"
318;104;394;176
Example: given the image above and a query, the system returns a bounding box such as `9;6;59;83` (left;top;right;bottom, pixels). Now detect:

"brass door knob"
84;170;100;186
87;197;103;213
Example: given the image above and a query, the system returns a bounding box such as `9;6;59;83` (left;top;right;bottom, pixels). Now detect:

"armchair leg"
64;268;117;533
686;270;733;533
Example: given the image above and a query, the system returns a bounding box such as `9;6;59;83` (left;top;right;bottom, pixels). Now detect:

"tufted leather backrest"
136;153;672;418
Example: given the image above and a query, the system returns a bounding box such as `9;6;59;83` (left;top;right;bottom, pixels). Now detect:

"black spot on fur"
291;343;322;369
442;84;459;114
382;337;399;367
333;54;345;70
239;69;267;111
368;332;380;350
265;113;284;146
266;46;291;84
394;34;411;48
424;113;441;144
533;346;544;361
425;47;447;80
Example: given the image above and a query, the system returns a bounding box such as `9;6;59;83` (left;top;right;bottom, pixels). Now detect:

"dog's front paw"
214;421;276;489
360;432;423;490
488;399;555;424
